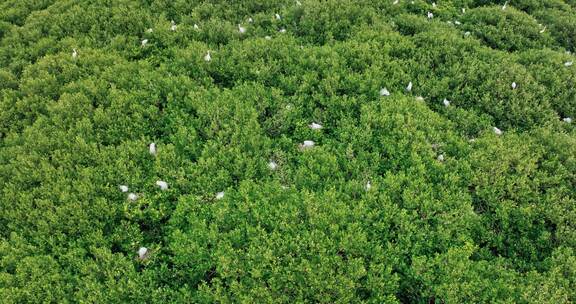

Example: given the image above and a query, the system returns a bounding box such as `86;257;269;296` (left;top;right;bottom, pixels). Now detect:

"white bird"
119;185;129;193
539;25;546;33
511;82;517;89
156;180;168;191
141;39;148;47
464;31;471;37
137;247;149;260
462;8;466;13
193;24;200;30
443;98;450;107
493;127;503;135
216;191;225;200
393;0;399;4
365;181;372;191
416;96;425;102
454;20;461;25
265;35;272;40
379;87;390;96
406;81;413;92
204;51;212;62
437;154;444;162
128;193;138;201
275;13;281;20
72;48;78;59
146;28;153;33
149;143;157;156
170;20;177;31
427;12;434;19
248;17;254;23
309;122;323;130
296;0;302;5
279;28;286;33
447;21;453;25
300;140;315;150
268;161;278;170
565;61;573;67
563;117;572;123
432;2;437;8
502;1;508;10
238;24;246;34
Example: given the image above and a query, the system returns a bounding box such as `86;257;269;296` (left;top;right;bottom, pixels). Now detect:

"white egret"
141;39;148;47
502;1;508;10
511;82;517;89
72;48;78;59
379;87;390;96
119;185;129;193
432;2;437;8
563;117;572;123
539;25;546;33
268;161;278;170
464;31;471;37
279;28;286;33
493;127;503;135
138;247;149;260
454;20;461;25
299;140;315;150
248;17;254;23
393;0;399;4
275;13;281;20
462;8;466;13
156;180;168;191
427;12;434;19
406;81;413;92
170;20;177;31
128;193;138;201
565;61;573;67
204;51;212;62
309;122;323;130
365;181;372;191
443;98;450;107
265;35;272;40
437;154;444;162
149;143;157;156
238;24;246;34
146;28;153;33
194;24;200;30
416;96;425;102
296;0;302;5
216;191;225;200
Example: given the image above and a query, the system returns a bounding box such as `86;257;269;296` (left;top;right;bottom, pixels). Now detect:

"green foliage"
1;0;575;302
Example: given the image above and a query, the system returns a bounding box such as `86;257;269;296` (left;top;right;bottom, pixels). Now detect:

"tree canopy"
1;0;575;303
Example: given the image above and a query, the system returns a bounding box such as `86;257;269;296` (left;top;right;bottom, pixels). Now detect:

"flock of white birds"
66;2;574;261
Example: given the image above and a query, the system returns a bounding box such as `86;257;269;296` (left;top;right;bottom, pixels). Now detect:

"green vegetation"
1;0;575;303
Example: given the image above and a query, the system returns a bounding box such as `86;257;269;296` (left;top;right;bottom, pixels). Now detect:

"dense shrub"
1;0;575;303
